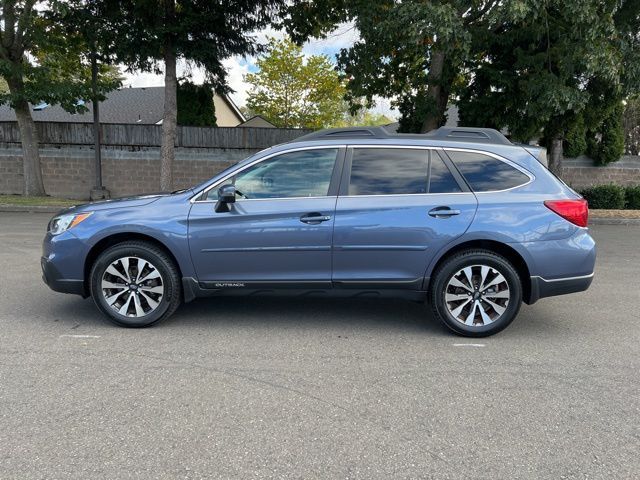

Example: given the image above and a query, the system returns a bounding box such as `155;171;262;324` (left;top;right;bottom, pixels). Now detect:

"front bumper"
528;272;594;304
41;230;90;297
41;256;87;296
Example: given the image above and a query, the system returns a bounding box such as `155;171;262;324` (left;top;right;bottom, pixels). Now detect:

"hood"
59;191;189;215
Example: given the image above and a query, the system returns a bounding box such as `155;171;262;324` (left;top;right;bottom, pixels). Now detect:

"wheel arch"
426;239;533;304
84;233;184;295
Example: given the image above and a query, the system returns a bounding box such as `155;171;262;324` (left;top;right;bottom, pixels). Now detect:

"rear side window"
348;148;461;195
349;148;428;195
446;151;530;192
429;152;462;193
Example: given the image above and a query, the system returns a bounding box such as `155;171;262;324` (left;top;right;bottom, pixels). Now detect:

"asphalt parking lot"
0;212;638;479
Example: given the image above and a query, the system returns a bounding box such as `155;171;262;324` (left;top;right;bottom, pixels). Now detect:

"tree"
246;38;346;129
333;110;393;128
623;96;640;155
284;1;499;133
457;0;639;172
177;81;216;127
107;0;285;191
0;1;121;195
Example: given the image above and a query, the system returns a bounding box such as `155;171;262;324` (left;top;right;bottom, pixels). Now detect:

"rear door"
332;146;477;289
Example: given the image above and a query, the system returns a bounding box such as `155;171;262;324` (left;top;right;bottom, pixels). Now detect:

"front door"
188;147;343;287
332;147;478;289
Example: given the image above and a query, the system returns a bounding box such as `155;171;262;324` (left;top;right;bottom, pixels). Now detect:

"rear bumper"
528;272;594;304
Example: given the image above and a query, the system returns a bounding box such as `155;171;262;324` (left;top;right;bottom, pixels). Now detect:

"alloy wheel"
101;256;164;318
444;264;510;326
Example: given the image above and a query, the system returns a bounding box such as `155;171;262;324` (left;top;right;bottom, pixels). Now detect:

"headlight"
48;212;93;235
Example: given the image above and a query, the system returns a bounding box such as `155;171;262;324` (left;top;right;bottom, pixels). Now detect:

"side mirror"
215;184;236;213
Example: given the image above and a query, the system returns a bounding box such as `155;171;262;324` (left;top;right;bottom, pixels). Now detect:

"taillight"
544;199;588;227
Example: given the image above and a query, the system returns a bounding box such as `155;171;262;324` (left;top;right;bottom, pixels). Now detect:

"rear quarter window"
446;151;530;192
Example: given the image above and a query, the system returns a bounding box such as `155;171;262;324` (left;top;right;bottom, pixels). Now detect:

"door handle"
300;213;332;224
428;206;461;218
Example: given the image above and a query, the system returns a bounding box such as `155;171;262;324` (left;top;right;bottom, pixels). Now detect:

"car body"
42;126;596;336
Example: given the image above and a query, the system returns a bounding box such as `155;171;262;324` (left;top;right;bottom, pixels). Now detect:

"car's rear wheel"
90;241;181;327
430;249;522;337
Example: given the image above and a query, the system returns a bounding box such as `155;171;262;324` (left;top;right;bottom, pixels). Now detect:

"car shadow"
45;294;454;336
168;296;449;335
44;293;563;339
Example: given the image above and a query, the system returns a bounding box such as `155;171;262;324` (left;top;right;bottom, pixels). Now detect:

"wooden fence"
0;122;312;149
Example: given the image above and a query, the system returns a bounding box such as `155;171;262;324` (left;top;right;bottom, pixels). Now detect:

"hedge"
625;186;640;209
578;184;640;209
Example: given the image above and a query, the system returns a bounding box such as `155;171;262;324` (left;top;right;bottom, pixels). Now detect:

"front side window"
207;148;338;200
446;151;530;192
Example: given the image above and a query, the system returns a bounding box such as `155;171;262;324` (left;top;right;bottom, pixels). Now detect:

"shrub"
625;185;640;210
564;113;587;158
587;104;625;165
579;184;626;210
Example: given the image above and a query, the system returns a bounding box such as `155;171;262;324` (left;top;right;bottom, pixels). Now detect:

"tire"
89;241;181;327
429;249;522;337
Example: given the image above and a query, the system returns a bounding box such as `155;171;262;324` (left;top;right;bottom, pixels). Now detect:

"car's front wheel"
430;249;522;337
89;241;181;327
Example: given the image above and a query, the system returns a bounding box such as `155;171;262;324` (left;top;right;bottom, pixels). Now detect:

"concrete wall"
560;156;640;190
2;139;640;200
0;122;312;199
0;145;253;199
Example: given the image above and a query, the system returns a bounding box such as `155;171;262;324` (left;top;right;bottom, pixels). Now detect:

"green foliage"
458;1;627;144
246;38;346;129
624;186;640;209
333;110;393;128
587;104;625;165
177;81;216;127
0;1;121;111
564;114;587;158
103;0;286;92
285;1;496;132
623;96;640;155
580;185;626;210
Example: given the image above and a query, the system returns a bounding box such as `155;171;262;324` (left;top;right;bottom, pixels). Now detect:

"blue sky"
124;25;398;120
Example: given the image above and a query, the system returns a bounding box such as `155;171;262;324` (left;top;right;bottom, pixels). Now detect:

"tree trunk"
420;50;449;133
160;0;177;192
8;77;45;196
548;135;564;174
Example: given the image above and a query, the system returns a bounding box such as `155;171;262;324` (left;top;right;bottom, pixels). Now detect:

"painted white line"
452;343;486;348
59;334;101;339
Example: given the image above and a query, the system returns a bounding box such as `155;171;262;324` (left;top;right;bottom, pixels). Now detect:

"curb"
0;204;69;213
590;217;640;226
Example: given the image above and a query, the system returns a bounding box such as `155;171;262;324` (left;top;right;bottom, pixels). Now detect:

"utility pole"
90;50;110;201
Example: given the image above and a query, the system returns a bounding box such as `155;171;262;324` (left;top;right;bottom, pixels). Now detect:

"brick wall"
560;156;640;190
2;145;640;200
0;145;253;199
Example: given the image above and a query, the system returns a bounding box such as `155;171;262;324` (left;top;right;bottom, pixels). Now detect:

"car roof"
293;126;513;146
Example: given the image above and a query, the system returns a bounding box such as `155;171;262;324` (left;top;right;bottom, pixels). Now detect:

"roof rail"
423;127;512;145
292;125;512;146
294;126;390;142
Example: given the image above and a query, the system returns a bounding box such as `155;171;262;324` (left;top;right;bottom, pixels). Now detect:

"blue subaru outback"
42;127;595;336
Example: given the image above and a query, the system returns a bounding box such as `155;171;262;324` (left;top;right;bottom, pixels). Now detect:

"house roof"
0;86;244;125
218;93;245;123
0;86;166;124
237;115;276;128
